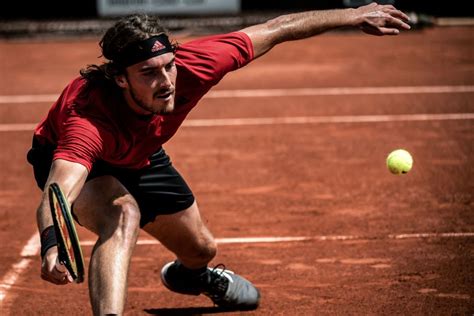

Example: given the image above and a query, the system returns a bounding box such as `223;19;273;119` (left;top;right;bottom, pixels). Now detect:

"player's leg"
136;147;215;268
142;201;260;310
27;139;139;314
143;200;216;268
137;147;259;309
72;175;141;316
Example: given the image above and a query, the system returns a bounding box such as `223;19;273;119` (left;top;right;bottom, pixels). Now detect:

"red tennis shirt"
33;32;254;171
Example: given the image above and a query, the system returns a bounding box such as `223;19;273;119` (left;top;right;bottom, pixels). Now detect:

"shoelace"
201;264;233;301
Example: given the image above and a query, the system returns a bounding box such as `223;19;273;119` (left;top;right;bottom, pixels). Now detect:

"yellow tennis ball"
386;149;413;175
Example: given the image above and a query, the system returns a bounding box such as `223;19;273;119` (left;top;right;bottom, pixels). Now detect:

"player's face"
117;52;177;115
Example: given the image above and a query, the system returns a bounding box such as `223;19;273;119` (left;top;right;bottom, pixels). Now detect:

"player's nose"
157;69;172;88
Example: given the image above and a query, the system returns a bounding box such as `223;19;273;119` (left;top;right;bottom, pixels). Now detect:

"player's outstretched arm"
37;159;88;285
241;2;411;58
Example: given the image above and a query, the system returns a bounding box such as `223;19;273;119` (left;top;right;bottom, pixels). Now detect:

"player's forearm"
36;159;88;233
242;3;410;58
242;8;357;58
267;9;357;43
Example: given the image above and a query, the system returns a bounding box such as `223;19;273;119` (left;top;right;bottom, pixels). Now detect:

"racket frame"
48;182;85;283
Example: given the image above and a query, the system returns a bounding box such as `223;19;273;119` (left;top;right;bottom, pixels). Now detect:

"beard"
128;82;174;115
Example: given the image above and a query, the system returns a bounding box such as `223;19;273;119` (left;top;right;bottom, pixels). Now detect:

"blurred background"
0;0;473;38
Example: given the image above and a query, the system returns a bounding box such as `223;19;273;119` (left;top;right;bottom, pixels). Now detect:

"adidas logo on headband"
151;40;166;52
115;34;174;68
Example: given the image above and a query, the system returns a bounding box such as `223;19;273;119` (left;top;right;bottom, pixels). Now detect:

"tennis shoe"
161;261;260;310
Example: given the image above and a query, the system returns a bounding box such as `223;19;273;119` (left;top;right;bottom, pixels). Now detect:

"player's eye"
142;70;156;77
165;61;175;72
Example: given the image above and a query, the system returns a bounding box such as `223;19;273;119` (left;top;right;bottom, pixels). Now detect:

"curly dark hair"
80;14;174;83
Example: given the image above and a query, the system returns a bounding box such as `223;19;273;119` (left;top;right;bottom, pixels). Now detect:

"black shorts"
27;138;195;227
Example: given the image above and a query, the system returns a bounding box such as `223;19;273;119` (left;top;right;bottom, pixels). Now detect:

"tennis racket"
48;182;85;283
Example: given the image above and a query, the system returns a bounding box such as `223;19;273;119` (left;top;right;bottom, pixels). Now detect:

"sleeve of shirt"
175;31;255;86
53;115;114;172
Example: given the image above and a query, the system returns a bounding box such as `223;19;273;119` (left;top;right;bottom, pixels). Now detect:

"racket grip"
55;257;67;272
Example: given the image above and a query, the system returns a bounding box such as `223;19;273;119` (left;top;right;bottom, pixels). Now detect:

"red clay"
0;26;473;315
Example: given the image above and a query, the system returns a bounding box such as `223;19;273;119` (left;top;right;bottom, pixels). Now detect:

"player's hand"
41;247;73;285
354;2;411;36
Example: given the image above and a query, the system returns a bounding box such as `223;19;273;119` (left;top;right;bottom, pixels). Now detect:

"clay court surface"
0;25;473;315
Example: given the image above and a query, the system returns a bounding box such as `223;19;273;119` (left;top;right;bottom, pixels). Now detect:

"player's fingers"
378;27;402;35
359;24;383;36
41;254;70;285
380;4;401;15
65;270;74;283
372;14;411;30
53;264;73;283
382;15;411;30
54;261;74;283
385;9;410;23
361;24;400;36
47;265;72;284
41;270;69;285
361;13;410;35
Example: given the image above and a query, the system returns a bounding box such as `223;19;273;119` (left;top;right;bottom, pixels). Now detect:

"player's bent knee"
199;239;217;261
185;238;217;264
202;240;217;261
100;196;141;242
116;198;140;234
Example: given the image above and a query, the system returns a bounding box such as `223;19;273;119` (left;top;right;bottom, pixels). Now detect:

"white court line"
388;232;474;239
0;234;39;304
206;85;474;98
0;94;58;104
0;123;37;132
0;85;473;104
182;113;474;127
1;113;474;132
1;232;473;304
79;232;474;246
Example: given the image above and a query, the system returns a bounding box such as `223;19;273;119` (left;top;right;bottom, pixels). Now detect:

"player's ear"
114;74;128;88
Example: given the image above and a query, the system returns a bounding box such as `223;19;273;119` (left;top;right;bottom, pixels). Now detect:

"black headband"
114;34;174;68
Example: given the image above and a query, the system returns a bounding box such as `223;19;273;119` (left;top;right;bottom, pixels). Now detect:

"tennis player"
28;3;410;314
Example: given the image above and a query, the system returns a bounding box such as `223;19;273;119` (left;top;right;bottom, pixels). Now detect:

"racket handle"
55;257;67;272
